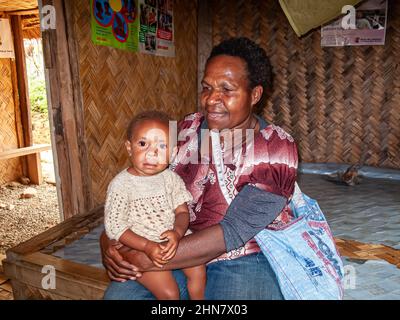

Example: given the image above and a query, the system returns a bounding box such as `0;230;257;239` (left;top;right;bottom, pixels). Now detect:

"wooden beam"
0;144;51;160
26;153;42;184
197;0;213;110
40;0;92;220
9;55;28;177
64;0;94;213
10;15;32;148
3;253;109;300
6;9;39;16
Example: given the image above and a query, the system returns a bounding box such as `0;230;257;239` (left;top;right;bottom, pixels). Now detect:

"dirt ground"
0;111;59;256
32;111;51;145
0;183;60;255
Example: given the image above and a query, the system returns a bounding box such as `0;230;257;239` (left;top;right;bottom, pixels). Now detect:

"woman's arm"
124;224;226;271
101;223;226;279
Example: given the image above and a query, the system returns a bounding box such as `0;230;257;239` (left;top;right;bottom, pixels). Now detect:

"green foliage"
29;79;48;114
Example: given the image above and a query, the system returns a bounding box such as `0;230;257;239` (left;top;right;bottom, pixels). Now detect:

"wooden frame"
39;0;92;220
3;206;109;300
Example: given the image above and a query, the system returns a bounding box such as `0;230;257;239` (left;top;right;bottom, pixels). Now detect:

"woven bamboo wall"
0;59;23;184
71;0;198;206
209;0;400;169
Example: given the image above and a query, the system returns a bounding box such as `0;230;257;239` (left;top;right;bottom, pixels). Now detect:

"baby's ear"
125;140;132;155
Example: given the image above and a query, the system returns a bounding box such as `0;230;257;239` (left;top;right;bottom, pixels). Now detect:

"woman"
101;37;298;300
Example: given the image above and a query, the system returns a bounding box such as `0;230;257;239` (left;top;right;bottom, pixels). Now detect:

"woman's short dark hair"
207;37;273;113
126;110;172;140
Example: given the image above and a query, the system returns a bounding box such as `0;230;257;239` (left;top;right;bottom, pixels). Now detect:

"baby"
104;110;206;300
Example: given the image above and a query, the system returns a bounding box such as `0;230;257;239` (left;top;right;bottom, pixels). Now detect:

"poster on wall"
91;0;139;52
321;0;387;47
0;19;15;59
139;0;175;57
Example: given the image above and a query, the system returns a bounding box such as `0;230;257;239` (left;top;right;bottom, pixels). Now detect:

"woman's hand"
100;231;142;281
159;230;180;261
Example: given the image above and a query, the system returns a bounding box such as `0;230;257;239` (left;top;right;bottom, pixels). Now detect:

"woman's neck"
229;113;259;133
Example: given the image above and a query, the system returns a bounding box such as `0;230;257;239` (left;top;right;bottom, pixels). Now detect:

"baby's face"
125;120;172;176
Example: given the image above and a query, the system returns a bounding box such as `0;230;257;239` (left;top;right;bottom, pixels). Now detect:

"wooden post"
10;15;32;148
197;0;213;110
10;15;36;181
39;0;92;219
10;56;28;177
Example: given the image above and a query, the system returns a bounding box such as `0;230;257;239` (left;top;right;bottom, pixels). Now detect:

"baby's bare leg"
137;271;180;300
182;265;207;300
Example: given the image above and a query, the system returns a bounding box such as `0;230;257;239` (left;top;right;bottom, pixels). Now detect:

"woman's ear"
251;85;263;106
125;140;132;156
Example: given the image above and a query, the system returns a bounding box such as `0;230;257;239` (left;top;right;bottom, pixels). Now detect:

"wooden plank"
0;144;51;160
40;0;90;220
3;254;109;300
10;278;67;300
26;152;42;184
9;28;28;177
64;0;93;212
10;15;32;148
6;9;39;15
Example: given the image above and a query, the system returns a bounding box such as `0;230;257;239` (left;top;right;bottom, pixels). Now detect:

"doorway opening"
0;2;60;264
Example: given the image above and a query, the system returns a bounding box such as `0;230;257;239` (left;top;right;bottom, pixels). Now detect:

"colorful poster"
139;0;175;57
91;0;139;51
321;0;387;47
0;19;15;59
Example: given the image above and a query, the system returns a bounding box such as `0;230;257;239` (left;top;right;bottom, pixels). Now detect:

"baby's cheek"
158;151;169;164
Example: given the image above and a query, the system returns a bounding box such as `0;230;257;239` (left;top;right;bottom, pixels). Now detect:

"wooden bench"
2;206;108;300
0;144;52;185
2;203;398;299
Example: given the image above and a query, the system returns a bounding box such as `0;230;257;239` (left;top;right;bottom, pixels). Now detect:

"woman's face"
200;55;262;130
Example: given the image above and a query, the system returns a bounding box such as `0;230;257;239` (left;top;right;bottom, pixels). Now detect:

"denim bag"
255;183;345;300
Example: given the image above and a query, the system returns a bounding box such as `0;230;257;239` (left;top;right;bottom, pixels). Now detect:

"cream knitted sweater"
104;168;193;242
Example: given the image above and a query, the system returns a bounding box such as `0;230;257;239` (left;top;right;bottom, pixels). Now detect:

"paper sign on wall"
138;0;175;57
321;0;387;47
0;19;15;59
91;0;175;57
91;0;140;52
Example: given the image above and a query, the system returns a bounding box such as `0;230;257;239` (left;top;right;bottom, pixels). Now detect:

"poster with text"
0;19;15;59
321;0;387;47
139;0;175;57
91;0;139;52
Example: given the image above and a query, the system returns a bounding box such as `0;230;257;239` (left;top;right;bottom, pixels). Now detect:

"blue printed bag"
255;183;344;300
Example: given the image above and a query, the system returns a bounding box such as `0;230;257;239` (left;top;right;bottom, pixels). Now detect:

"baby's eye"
159;143;167;150
138;140;147;147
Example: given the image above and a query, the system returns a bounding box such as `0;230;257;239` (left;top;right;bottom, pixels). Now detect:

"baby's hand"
143;241;167;268
159;230;181;261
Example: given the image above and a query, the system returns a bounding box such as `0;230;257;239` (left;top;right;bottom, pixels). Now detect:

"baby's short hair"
126;110;172;140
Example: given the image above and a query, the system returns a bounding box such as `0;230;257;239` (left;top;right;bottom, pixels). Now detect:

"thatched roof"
0;0;40;39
